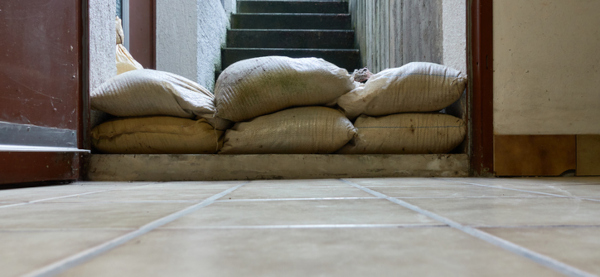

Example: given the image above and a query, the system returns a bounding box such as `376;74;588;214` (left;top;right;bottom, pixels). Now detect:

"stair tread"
237;1;348;14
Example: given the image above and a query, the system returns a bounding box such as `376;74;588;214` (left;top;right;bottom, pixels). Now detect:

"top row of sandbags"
214;56;355;122
214;58;467;122
338;62;467;119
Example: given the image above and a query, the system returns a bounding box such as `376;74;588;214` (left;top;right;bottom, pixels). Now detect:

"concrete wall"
89;0;116;92
348;0;446;73
156;0;229;91
89;0;117;128
493;0;600;135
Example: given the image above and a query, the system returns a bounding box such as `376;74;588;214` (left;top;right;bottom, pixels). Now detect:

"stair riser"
231;14;351;30
237;1;348;14
227;30;355;49
221;49;361;72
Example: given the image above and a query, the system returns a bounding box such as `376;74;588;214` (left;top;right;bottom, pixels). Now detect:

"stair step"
231;13;351;30
221;48;361;72
237;1;348;14
227;29;355;49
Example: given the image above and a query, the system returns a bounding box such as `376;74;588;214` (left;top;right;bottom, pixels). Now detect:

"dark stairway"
220;1;361;74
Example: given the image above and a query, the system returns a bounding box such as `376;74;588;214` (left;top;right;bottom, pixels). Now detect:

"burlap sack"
338;113;466;154
91;69;216;119
92;116;222;154
338;62;467;119
116;44;143;75
220;107;357;154
215;56;355;122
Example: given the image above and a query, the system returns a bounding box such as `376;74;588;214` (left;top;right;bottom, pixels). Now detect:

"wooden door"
0;0;88;185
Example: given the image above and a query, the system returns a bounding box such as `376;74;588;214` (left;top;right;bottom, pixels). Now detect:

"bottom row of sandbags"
92;107;466;155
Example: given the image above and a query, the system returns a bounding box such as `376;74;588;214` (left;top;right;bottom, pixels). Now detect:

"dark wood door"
0;0;87;185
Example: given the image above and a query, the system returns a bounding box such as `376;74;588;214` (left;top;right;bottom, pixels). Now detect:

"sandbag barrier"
90;55;467;155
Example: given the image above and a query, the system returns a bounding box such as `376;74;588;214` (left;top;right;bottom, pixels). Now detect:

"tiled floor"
1;178;599;277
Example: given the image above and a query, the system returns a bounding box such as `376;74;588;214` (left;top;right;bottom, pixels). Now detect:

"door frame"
468;0;494;176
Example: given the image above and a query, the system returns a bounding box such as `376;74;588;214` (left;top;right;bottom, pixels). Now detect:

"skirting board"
86;154;469;181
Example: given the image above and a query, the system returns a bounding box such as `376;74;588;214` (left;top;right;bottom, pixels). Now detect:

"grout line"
23;182;248;277
340;179;597;277
216;197;381;202
0;183;161;209
449;180;600;203
473;224;600;229
158;224;448;230
0;228;136;233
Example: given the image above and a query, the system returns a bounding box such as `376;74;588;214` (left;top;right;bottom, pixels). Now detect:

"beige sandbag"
116;17;124;45
92;116;222;154
116;44;143;75
338;62;467;119
220;107;357;154
338;113;466;154
215;56;355;122
91;69;216;120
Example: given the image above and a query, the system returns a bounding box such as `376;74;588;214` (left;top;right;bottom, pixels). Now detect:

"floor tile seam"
472;224;600;229
389;196;557;199
0;228;137;233
22;182;249;277
448;180;598;201
215;197;382;202
155;224;449;230
340;179;597;277
0;183;161;210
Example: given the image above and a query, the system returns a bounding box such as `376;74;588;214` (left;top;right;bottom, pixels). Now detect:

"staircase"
220;0;361;75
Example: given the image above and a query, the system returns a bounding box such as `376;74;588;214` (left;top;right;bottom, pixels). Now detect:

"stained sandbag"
215;56;355;122
92;116;222;154
338;62;467;119
116;44;143;75
338;113;466;154
220;107;357;154
91;69;216;120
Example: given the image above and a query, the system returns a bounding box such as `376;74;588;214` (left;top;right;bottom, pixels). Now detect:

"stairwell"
220;0;361;75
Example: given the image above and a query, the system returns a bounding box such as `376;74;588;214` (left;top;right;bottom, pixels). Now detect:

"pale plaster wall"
156;0;229;91
89;0;116;91
156;0;198;84
493;0;600;135
89;0;116;128
442;0;466;74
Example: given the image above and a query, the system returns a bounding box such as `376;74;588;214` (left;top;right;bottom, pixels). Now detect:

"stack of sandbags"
337;62;468;154
90;69;226;154
215;56;356;154
115;17;143;75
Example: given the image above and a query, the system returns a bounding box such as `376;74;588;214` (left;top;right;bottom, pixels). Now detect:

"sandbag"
220;107;357;154
338;62;467;119
116;17;124;45
92;116;222;154
116;44;143;75
91;69;216;120
215;56;355;122
338;113;466;154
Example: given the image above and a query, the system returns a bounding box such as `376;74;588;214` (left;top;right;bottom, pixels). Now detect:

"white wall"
443;0;466;74
89;0;116;91
493;0;600;135
156;0;229;91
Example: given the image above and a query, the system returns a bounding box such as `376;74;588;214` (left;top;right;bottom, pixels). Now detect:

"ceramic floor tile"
466;181;600;200
224;185;372;200
407;198;600;226
0;202;191;229
166;199;435;227
0;230;127;277
0;183;153;203
142;181;246;190
483;227;600;275
246;179;352;188
344;177;455;187
45;188;229;203
59;228;561;277
364;184;547;199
